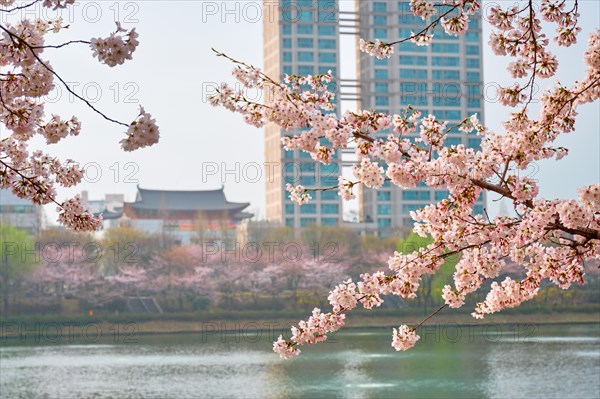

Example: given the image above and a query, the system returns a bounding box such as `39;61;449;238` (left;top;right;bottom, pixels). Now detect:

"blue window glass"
446;137;462;146
377;204;392;215
374;57;388;65
285;218;294;227
398;28;413;38
284;149;294;159
282;24;291;35
283;52;292;62
301;162;315;173
318;52;336;63
468;138;481;149
298;51;313;62
467;72;480;82
375;83;388;93
300;176;315;185
374;29;388;39
378;218;392;228
400;82;427;94
321;190;338;200
466;45;479;55
432;43;459;53
297;0;312;6
377;191;391;201
322;218;338;226
399;14;425;25
318;66;336;76
432;70;460;80
300;218;317;227
374;15;387;25
321;204;339;214
399;42;427;52
402;190;431;200
297;38;313;48
373;2;387;11
318;39;336;49
401;95;427;106
298;65;314;75
298;10;313;22
297;24;313;34
402;204;421;213
318;25;336;36
400;69;427;79
375;96;389;106
283;66;292;75
432;57;460;66
468;98;481;107
399;55;427;66
285;204;295;214
375;69;389;79
435;190;449;201
283;38;292;48
473;205;484;215
466;32;479;42
300;204;316;214
299;151;311;159
466;58;480;68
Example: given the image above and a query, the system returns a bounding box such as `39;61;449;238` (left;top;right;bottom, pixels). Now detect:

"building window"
432;57;460;66
432;43;459;53
466;45;479;55
375;69;389;79
318;25;336;36
377;191;391;201
402;204;422;213
375;96;389;106
468;137;482;149
297;24;313;34
301;204;316;214
377;204;392;215
374;29;388;39
399;55;427;66
283;38;292;49
467;72;480;82
466;32;480;42
297;38;313;48
402;190;431;200
373;2;387;12
301;217;317;227
466;58;480;68
298;65;314;75
322;218;338;226
435;190;450;201
282;24;291;35
373;15;387;25
321;190;338;200
378;218;392;228
283;52;292;62
321;204;339;214
400;69;427;79
318;52;336;63
432;70;460;80
318;39;336;49
285;218;294;227
297;51;313;62
285;204;295;214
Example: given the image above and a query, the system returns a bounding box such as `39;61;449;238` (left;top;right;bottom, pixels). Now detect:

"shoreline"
1;310;598;341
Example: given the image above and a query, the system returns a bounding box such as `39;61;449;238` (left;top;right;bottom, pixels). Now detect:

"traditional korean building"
122;186;253;245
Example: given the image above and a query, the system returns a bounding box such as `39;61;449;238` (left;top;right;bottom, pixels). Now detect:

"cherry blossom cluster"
1;2;159;231
90;23;139;67
358;39;394;59
211;4;599;357
120;107;160;152
286;183;312;205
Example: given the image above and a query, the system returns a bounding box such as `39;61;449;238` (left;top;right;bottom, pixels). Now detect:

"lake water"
1;323;599;398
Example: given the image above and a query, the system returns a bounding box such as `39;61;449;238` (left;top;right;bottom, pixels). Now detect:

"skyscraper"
355;1;486;236
263;0;344;228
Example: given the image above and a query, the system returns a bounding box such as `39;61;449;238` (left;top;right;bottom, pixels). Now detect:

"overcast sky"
2;0;598;224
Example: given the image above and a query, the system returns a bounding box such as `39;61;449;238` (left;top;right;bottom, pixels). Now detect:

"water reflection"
1;324;598;398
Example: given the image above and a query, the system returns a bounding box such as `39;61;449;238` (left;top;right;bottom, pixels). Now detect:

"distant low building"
81;191;124;231
0;189;42;235
122;186;253;245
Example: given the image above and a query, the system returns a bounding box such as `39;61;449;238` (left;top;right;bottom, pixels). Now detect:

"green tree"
396;232;458;314
0;225;38;315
